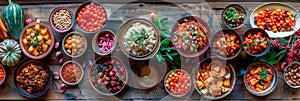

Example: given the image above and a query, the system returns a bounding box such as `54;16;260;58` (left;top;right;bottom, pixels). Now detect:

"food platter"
250;2;300;38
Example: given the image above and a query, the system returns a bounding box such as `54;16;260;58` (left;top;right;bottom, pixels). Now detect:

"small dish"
75;1;107;33
171;16;212;57
60;61;84;85
19;23;55;59
284;61;300;88
49;7;74;33
244;61;278;96
222;4;247;29
211;29;242;60
0;64;6;85
243;28;271;57
92;30;117;56
164;69;191;97
62;31;87;58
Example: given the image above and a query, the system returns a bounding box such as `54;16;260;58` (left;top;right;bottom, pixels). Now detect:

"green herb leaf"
261;50;287;65
153;18;159;27
160;18;169;26
156;52;164;62
161;38;171;47
166;52;173;61
166;25;171;32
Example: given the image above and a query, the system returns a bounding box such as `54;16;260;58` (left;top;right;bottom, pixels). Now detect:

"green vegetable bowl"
222;4;247;29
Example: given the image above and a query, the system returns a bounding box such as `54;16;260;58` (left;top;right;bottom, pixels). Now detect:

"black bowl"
243;28;271;57
13;59;53;98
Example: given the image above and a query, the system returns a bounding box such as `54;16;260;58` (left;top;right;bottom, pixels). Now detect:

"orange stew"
76;3;106;32
243;31;268;54
212;31;240;57
246;64;273;92
0;67;4;83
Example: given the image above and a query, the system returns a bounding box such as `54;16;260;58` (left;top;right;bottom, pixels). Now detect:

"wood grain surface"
0;1;299;100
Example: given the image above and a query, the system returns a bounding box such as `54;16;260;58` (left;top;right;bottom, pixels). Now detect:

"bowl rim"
117;18;161;60
92;29;117;56
0;64;6;85
193;57;236;100
62;31;87;58
170;15;212;57
243;28;271;57
210;29;242;60
75;0;107;34
163;69;192;97
284;61;300;88
19;22;55;60
13;59;53;98
49;6;74;33
89;56;128;96
60;61;84;85
221;4;247;29
243;61;278;96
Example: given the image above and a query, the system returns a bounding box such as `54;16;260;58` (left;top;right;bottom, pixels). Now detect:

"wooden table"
0;0;299;100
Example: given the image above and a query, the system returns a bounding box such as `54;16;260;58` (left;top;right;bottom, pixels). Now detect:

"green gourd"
0;39;22;67
1;0;24;40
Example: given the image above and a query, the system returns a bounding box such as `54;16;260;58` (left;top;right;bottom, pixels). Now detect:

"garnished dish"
16;63;49;94
0;65;5;85
76;2;106;32
20;23;54;59
243;28;270;56
50;7;73;32
173;17;209;55
164;69;191;97
93;30;116;55
60;61;84;85
212;29;241;59
89;56;127;95
254;8;296;32
222;4;246;29
195;58;235;100
244;61;277;96
63;32;86;57
250;3;300;38
284;62;300;88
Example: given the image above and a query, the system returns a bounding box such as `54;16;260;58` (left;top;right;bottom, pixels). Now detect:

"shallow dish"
92;30;117;56
60;61;84;85
118;18;160;60
222;4;247;29
13;59;52;98
164;69;191;97
171;16;212;57
194;57;236;100
20;23;55;59
250;2;300;38
284;61;300;88
244;61;278;96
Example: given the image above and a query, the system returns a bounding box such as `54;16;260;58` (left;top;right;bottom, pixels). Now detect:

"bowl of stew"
13;59;52;98
244;61;278;96
20;23;55;59
211;29;242;60
60;61;84;85
171;16;212;57
0;64;6;85
243;28;271;57
75;1;107;33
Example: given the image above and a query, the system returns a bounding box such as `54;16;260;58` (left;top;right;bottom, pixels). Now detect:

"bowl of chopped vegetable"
0;64;6;85
49;7;74;33
211;29;242;60
194;57;236;100
244;61;278;96
62;31;87;58
243;28;271;57
171;16;212;57
20;23;55;59
118;18;160;60
92;30;117;56
222;4;247;29
60;61;84;85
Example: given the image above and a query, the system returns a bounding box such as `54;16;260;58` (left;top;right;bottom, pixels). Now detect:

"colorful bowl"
60;61;84;85
92;30;117;56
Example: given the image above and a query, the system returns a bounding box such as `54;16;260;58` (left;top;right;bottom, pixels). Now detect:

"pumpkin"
1;0;24;40
0;39;22;66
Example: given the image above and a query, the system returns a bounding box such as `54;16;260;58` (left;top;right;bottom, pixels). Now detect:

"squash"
1;0;24;40
0;39;22;66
